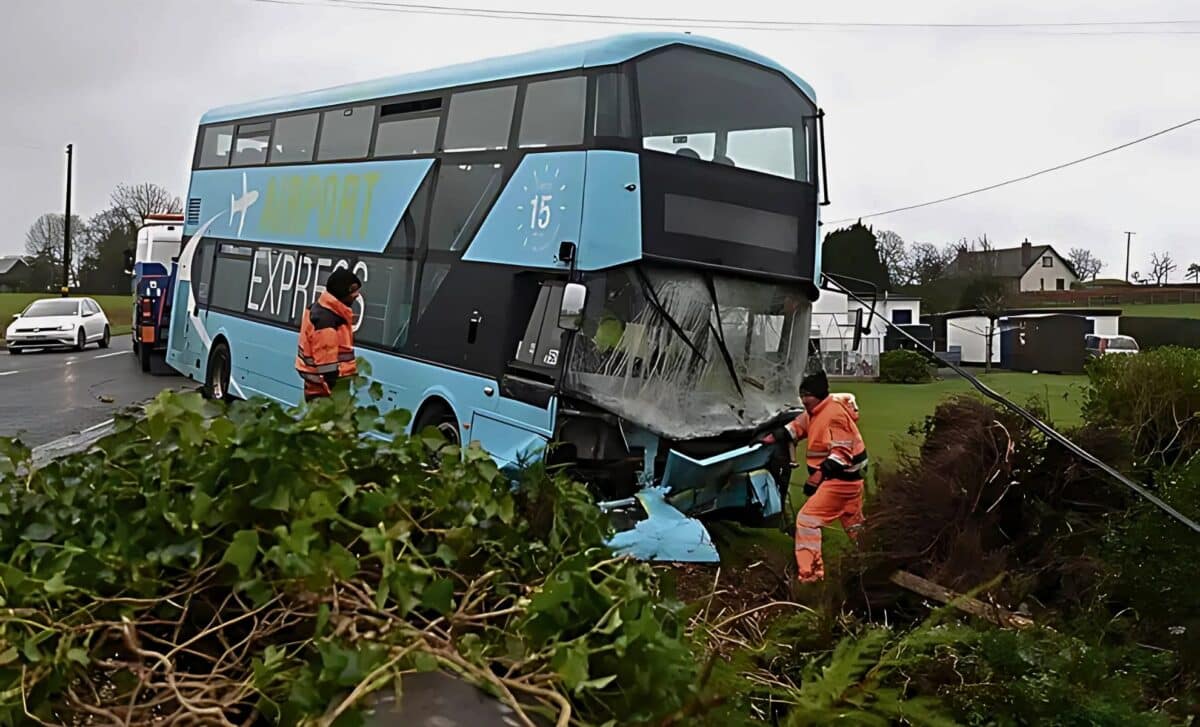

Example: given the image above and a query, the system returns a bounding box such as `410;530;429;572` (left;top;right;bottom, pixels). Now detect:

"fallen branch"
889;570;1034;630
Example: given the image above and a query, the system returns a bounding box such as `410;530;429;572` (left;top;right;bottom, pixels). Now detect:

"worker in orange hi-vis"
757;371;868;582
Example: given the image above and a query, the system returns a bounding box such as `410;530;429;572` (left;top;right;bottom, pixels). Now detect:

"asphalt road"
0;335;187;446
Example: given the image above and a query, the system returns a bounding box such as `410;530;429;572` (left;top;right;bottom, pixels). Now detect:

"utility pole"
62;143;73;297
1124;231;1135;283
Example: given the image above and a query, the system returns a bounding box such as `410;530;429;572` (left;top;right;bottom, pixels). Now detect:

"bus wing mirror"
559;283;587;332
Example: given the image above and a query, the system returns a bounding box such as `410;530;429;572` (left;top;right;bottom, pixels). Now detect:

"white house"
941;308;1120;365
945;240;1079;293
811;290;922;375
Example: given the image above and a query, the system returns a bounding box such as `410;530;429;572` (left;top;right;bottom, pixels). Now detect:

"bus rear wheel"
204;343;233;402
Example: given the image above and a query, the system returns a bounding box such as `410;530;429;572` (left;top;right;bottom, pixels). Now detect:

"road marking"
81;418;115;434
0;371;17;377
93;351;130;360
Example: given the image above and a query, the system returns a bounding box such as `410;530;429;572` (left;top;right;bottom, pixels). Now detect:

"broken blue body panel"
599;433;783;563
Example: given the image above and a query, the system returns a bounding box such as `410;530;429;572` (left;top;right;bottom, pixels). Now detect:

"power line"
251;0;1200;34
827;117;1200;226
823;273;1200;535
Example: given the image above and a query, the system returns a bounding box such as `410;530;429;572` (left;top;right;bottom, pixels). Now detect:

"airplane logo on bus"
229;173;259;238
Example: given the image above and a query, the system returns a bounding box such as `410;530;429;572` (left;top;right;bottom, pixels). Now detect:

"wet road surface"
0;335;186;446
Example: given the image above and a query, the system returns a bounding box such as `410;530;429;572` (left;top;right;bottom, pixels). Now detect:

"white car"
5;297;112;354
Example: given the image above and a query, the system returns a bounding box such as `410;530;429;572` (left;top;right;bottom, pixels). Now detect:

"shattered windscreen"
564;266;812;439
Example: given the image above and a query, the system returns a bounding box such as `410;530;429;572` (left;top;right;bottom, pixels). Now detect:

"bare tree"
1188;262;1200;284
977;290;1007;373
1067;247;1104;281
24;212;90;287
109;182;182;227
909;242;956;286
1149;251;1177;285
875;229;909;288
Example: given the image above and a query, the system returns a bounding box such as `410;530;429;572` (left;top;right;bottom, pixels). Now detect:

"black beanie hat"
799;370;829;400
325;268;362;301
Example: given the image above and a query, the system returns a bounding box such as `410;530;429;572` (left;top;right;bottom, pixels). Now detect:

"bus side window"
270;113;319;164
592;70;633;139
519;76;586;148
197;125;234;168
318;105;375;161
232;122;271;166
441;86;516;152
194;240;217;306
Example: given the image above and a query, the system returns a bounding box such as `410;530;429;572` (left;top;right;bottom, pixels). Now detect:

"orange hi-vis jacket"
295;292;357;399
783;393;868;481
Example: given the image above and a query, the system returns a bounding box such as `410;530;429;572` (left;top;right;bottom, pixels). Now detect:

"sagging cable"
822;273;1200;535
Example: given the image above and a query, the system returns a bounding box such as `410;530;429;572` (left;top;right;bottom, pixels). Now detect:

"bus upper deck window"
198;125;234;168
519;76;586;148
231;122;271;166
270;113;319;164
635;47;815;182
317;105;375;161
442;86;516;152
593;71;633;139
375;98;441;157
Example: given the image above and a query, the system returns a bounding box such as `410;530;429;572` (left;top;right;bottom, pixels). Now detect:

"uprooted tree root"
851;395;1130;616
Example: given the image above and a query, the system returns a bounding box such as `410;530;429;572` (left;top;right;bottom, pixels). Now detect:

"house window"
891;309;912;325
1039;278;1045;291
1056;278;1065;290
1042;255;1053;267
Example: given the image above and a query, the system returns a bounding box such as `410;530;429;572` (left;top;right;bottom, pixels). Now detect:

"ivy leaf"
223;530;260;577
552;642;590;691
44;572;72;595
67;648;89;666
413;652;438;672
420;578;455;615
0;647;18;666
21;522;56;542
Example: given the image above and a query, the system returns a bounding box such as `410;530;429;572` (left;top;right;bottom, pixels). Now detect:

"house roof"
0;256;29;276
944;244;1055;279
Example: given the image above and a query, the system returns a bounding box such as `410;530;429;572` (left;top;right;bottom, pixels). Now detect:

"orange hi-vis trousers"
794;479;864;582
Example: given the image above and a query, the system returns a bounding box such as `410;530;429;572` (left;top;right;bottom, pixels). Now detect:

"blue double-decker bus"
167;33;825;560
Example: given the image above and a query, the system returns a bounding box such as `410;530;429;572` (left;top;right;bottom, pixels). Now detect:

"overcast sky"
2;0;1197;278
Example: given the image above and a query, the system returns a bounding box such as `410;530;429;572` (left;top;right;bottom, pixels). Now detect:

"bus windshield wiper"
702;273;744;398
633;268;707;364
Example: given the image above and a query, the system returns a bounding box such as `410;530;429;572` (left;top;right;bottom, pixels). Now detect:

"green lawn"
1;293;131;340
834;371;1088;465
1114;302;1200;319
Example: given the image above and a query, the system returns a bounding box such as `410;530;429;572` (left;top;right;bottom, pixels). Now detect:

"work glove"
803;470;824;497
754;427;788;446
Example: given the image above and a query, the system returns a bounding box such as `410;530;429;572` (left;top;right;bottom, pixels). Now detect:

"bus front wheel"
204;343;233;402
413;402;460;457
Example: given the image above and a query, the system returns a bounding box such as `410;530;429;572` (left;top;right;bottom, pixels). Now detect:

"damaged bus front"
547;266;817;562
541;43;826;561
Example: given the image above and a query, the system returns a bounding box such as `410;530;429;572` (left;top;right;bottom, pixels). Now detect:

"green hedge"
878;349;934;383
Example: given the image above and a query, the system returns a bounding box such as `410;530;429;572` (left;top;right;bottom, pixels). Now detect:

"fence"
816;337;881;378
1021;286;1200;308
1120;317;1200;350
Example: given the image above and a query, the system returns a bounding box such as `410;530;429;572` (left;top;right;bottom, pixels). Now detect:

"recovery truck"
127;214;183;372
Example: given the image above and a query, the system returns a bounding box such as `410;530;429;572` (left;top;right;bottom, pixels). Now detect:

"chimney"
1020;238;1033;268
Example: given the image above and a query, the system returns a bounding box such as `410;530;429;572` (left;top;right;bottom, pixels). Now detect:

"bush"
0;389;700;725
879;349;934;383
1083;346;1200;468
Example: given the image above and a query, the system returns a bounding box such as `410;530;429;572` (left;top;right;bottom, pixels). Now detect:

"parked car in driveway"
5;298;111;354
1085;333;1139;358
